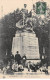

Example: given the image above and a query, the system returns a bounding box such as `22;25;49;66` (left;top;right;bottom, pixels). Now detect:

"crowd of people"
2;51;27;74
0;51;48;74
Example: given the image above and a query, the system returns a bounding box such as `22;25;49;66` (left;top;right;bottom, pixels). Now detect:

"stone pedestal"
12;31;40;59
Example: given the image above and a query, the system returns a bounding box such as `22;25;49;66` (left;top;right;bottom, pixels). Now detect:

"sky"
0;0;50;19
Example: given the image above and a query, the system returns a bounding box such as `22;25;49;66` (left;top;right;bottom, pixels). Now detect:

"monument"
12;4;40;60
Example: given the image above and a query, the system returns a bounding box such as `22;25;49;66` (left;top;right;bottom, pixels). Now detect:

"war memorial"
0;1;49;75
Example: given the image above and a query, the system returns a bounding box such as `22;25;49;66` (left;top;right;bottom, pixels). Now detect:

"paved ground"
0;67;50;78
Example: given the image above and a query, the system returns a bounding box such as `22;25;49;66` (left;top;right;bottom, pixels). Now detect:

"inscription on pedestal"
12;32;40;59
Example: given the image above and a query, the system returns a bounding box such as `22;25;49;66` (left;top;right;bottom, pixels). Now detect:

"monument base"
12;31;40;59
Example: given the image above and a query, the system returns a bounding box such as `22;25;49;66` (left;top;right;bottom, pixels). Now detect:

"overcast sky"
0;0;50;19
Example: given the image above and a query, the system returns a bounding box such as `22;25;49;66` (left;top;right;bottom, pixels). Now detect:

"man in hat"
15;51;22;65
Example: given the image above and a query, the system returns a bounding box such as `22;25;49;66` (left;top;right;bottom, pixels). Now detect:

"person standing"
22;54;27;67
15;51;22;65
